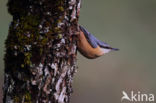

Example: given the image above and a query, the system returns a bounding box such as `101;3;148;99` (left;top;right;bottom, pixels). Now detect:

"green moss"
58;6;64;11
6;15;41;67
24;52;32;66
58;34;62;39
14;96;20;103
21;64;25;68
13;92;32;103
41;38;48;45
24;92;32;103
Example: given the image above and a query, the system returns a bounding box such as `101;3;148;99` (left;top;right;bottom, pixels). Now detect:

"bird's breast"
77;31;104;59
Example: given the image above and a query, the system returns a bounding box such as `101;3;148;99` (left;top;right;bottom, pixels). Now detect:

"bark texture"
3;0;81;103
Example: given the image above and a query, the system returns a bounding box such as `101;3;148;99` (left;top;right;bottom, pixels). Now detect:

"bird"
77;26;118;59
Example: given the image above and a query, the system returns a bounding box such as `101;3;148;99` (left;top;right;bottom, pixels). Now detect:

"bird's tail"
101;46;119;51
110;47;119;51
101;47;119;54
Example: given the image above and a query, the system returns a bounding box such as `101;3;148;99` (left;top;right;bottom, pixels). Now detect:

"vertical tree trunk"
3;0;81;103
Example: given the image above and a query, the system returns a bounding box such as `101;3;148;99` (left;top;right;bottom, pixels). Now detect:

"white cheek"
101;48;111;54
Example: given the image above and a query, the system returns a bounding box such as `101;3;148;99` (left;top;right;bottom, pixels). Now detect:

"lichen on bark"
3;0;81;103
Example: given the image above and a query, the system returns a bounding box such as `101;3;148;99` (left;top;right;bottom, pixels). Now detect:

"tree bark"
3;0;81;103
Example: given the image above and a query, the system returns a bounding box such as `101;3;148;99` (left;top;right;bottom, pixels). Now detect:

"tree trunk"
3;0;81;103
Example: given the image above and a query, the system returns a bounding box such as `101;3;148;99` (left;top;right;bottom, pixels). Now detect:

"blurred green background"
0;0;156;103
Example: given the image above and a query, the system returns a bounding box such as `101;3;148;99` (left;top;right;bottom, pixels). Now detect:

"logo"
121;91;155;102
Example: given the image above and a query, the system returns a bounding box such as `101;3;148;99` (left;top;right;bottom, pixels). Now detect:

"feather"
79;26;119;51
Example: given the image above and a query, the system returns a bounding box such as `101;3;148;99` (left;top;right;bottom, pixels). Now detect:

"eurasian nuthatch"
77;26;118;59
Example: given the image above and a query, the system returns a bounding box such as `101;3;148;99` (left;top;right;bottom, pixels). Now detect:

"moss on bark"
3;0;81;102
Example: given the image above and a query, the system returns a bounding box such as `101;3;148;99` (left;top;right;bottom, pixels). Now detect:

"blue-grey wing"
79;26;119;51
80;26;110;48
79;26;98;48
